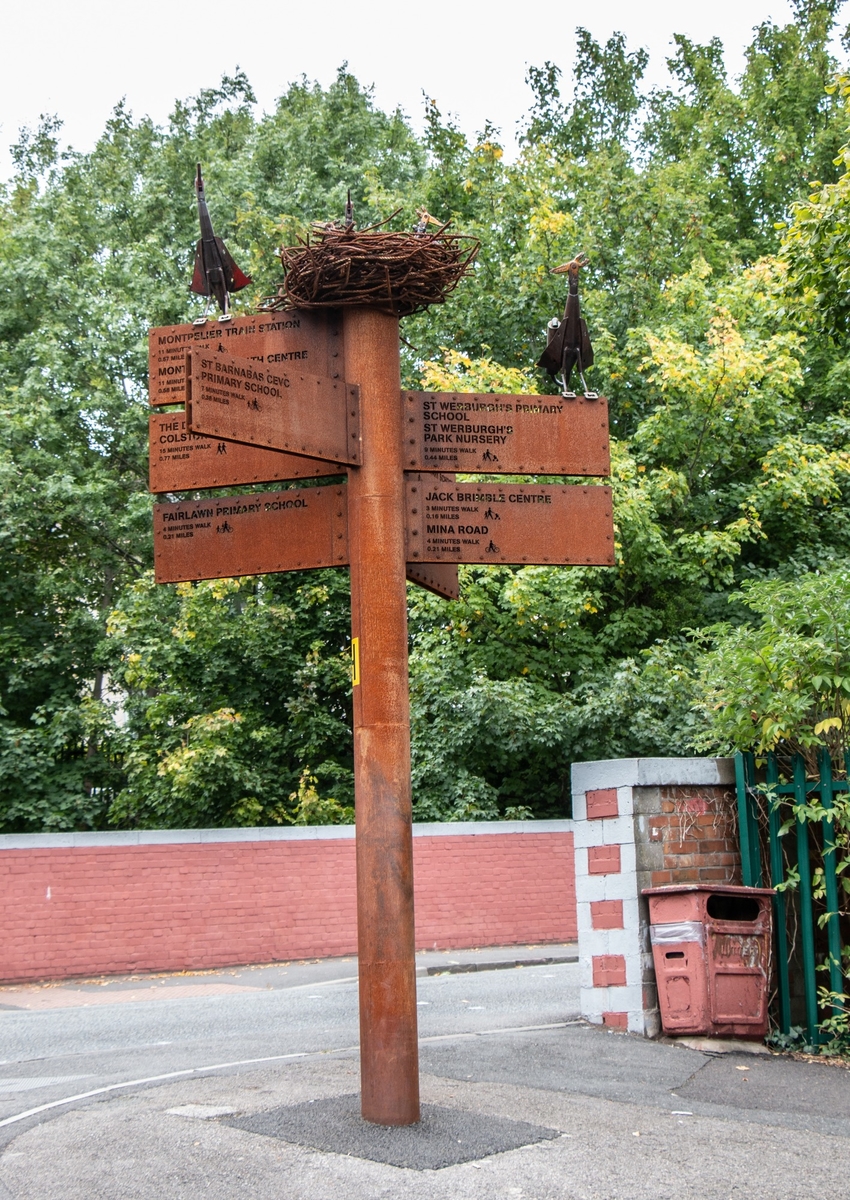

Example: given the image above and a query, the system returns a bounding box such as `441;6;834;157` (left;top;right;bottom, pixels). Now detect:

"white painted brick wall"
572;756;732;1039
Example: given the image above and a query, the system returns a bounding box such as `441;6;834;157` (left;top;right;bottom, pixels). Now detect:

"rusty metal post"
344;307;420;1126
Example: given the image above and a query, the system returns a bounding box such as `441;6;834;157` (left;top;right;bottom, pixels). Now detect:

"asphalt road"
0;952;579;1135
1;952;849;1199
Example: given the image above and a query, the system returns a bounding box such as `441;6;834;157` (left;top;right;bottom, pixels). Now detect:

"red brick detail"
0;832;577;984
602;1011;628;1029
587;844;621;875
590;900;624;929
592;954;627;987
585;788;619;819
650;787;742;887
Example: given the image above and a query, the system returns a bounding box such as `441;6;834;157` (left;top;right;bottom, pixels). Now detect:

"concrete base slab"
226;1094;559;1169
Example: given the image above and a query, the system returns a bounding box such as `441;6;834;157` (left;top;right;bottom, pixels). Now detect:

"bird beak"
551;254;588;275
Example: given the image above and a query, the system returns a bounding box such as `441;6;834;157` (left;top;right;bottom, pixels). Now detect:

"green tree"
408;245;850;816
4;10;850;831
104;571;353;829
695;564;850;764
0;70;423;831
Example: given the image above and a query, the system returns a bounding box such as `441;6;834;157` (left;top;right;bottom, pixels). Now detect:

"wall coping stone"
0;819;574;851
572;757;734;794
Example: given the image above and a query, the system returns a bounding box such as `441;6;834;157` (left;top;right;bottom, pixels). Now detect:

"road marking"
420;1020;575;1044
0;1021;577;1130
167;1105;238;1119
0;1052;316;1131
0;1077;92;1095
282;977;358;991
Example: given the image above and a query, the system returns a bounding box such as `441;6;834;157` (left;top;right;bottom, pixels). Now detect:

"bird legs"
577;371;598;399
192;291;233;326
556;369;597;400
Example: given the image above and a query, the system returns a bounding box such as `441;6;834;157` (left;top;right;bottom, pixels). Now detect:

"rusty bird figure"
414;207;442;235
190;164;252;323
538;254;596;397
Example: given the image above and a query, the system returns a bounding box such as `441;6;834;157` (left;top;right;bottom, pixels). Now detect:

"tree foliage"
2;4;850;830
695;565;850;765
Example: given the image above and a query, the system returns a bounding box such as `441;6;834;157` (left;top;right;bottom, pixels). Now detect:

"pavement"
0;944;848;1199
0;944;577;1012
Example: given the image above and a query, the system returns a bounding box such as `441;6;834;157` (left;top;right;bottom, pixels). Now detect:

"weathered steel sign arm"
405;476;614;566
403;390;609;476
186;348;361;467
148;311;343;407
149;409;341;492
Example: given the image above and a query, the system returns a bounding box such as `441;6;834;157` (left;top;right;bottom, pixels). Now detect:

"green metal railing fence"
735;749;846;1043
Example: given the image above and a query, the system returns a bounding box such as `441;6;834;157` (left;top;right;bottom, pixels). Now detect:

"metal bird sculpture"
190;163;252;323
414;207;443;235
538;254;596;397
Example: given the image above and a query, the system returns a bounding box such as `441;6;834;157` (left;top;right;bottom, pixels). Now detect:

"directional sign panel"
405;474;614;565
187;349;361;466
405;472;460;598
149;409;342;493
154;484;348;583
403;392;610;476
149;310;342;406
406;563;459;600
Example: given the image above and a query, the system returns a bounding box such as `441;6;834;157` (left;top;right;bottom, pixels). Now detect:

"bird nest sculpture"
259;211;479;318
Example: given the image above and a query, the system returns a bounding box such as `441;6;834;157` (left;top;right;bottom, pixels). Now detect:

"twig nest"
260;220;479;317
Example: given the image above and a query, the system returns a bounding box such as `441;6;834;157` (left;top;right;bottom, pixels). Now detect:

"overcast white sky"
2;0;837;179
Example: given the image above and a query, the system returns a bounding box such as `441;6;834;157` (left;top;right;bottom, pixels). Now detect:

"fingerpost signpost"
149;216;614;1127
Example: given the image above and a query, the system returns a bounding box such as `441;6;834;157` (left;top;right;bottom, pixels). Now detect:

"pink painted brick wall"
413;833;576;951
0;830;576;983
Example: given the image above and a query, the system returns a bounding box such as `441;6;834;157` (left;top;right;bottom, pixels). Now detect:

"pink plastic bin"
642;884;774;1039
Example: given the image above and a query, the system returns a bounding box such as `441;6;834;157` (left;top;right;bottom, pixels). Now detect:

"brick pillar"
572;758;737;1036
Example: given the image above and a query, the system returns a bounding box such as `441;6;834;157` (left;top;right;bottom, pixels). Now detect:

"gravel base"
225;1093;560;1169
